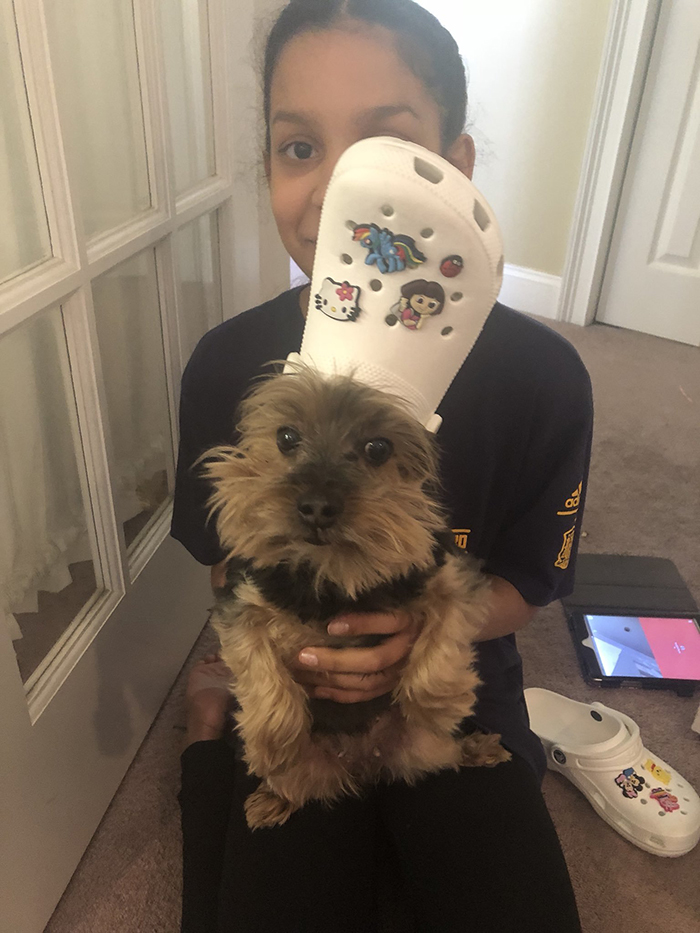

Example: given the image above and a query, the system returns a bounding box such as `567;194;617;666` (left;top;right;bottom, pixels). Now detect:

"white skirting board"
290;259;563;322
498;264;562;321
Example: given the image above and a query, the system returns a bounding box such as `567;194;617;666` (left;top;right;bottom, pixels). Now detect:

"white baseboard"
498;264;562;320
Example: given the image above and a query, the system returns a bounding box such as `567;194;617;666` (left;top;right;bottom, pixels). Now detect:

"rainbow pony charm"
352;223;427;274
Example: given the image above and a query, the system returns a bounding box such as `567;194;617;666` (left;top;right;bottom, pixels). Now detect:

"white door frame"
0;1;290;930
559;0;662;326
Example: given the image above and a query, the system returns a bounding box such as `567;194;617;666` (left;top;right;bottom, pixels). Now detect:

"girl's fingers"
312;663;403;704
298;658;404;692
295;628;415;675
289;612;418;703
327;610;411;636
312;684;393;704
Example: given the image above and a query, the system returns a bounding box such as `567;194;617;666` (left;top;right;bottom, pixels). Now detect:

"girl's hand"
291;611;417;703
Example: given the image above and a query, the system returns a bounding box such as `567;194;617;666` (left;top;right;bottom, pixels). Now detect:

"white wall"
420;0;613;278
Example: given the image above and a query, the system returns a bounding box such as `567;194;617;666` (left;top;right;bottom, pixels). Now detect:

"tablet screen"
583;615;700;680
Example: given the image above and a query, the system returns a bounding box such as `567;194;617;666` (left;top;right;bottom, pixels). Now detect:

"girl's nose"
311;171;333;210
311;147;347;209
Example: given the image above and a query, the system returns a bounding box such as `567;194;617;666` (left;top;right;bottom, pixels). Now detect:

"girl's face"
409;293;441;316
267;24;474;278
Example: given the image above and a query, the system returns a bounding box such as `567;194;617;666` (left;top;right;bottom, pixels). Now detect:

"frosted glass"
0;0;52;285
0;309;100;683
44;0;151;237
175;212;222;364
161;0;216;194
92;250;173;553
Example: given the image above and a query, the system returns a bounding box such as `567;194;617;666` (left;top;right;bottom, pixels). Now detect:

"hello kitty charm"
314;278;362;322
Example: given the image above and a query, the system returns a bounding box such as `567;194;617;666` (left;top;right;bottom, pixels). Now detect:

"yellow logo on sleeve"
557;482;582;516
452;529;471;550
554;481;583;569
555;526;577;569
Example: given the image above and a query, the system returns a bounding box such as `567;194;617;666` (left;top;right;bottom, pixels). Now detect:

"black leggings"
179;739;581;933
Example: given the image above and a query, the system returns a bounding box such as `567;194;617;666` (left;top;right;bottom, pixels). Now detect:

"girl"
173;2;592;931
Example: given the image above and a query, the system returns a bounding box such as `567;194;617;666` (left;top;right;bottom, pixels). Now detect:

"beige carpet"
45;318;700;933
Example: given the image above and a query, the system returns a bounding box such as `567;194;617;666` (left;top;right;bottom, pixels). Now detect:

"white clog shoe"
289;136;505;432
524;687;700;857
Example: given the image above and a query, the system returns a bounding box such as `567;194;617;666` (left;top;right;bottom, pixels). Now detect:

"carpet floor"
44;317;700;933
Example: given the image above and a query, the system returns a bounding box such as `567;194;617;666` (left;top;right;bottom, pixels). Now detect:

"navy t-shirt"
171;285;594;782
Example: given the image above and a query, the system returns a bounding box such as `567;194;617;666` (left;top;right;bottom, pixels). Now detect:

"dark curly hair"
262;0;468;156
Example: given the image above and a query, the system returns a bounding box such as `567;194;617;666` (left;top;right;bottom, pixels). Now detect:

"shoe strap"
552;731;644;773
550;706;643;771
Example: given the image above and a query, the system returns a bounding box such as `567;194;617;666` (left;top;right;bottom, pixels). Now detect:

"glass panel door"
0;309;103;684
44;0;152;237
161;0;216;193
92;250;174;556
174;211;222;364
0;0;53;284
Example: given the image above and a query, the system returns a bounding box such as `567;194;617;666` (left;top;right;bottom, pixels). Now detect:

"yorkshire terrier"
201;365;510;830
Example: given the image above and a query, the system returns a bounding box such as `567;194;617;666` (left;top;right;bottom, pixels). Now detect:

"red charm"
440;255;464;278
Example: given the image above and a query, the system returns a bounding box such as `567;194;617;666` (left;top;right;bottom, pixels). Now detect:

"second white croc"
524;687;700;857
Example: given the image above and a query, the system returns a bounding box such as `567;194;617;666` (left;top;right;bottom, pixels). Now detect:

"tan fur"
204;366;510;829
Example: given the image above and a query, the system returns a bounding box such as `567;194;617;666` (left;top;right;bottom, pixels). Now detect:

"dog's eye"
277;426;301;454
364;438;393;465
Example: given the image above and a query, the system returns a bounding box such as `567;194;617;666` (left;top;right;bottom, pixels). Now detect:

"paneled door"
0;2;283;931
597;0;700;345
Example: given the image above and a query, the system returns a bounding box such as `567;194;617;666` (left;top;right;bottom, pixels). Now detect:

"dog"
200;364;510;829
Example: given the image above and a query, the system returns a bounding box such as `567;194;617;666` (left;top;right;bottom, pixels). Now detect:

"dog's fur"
201;365;510;829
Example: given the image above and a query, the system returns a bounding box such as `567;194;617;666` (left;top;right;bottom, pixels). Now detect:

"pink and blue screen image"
583;615;700;680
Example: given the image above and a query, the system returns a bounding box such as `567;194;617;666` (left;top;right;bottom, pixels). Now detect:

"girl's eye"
281;141;316;161
277;426;302;453
364;438;394;466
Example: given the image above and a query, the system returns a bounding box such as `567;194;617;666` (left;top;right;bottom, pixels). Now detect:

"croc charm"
286;137;505;432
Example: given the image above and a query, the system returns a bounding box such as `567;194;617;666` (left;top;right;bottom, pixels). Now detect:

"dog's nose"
297;491;344;529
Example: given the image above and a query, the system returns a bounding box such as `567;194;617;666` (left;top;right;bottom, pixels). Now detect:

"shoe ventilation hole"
497;255;504;277
473;199;490;231
370;280;383;292
681;810;688;815
590;711;603;721
683;797;690;802
657;811;666;817
451;292;463;302
385;314;398;327
414;157;444;185
649;835;665;847
381;204;394;217
639;798;648;805
341;254;353;265
678;783;684;788
421;228;434;239
441;327;453;337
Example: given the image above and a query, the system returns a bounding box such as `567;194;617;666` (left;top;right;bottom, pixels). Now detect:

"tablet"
566;611;700;695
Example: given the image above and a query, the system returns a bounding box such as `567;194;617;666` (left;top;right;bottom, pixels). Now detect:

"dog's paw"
460;732;511;768
244;786;296;830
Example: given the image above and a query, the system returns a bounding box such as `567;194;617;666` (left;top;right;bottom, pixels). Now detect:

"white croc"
290;136;504;431
524;687;700;857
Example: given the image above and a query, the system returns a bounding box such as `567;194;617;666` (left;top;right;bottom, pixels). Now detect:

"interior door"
0;2;282;931
596;0;700;345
